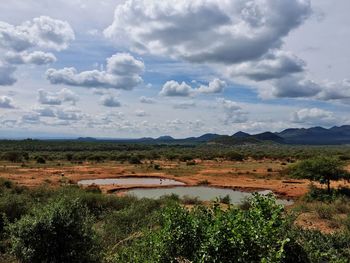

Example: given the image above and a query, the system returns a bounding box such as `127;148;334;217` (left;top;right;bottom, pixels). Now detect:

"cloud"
159;80;193;97
21;113;40;124
218;98;248;124
197;78;226;94
228;50;305;81
100;94;121;107
33;106;56;117
105;0;311;65
0;96;15;108
139;96;156;104
135;110;147;117
263;76;350;103
46;53;144;90
272;76;321;98
55;108;83;121
0;16;75;52
291;108;337;126
160;78;227;97
173;101;196;109
5;51;56;65
316;79;350;101
32;105;83;122
38;88;78;105
0;62;16;86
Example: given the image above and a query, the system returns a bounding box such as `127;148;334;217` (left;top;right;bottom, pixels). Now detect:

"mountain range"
76;125;350;145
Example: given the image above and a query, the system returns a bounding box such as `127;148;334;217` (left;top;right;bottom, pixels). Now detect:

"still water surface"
124;186;293;205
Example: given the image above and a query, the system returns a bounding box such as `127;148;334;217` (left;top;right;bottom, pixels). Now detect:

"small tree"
289;156;350;193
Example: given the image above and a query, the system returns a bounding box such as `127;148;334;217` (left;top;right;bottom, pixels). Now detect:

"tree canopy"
289;156;350;193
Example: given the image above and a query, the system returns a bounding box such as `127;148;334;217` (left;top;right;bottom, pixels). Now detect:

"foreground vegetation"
0;178;350;262
1;141;350;262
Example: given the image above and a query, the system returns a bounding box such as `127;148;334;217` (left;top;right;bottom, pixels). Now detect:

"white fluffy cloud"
55;108;83;121
46;53;144;90
0;16;74;86
5;51;56;65
197;78;226;94
32;106;83;122
105;0;310;64
160;78;226;97
0;62;16;86
33;106;56;117
316;79;350;101
0;96;15;108
38;88;78;105
291;108;336;126
159;80;193;97
100;94;121;107
228;50;305;81
0;16;75;51
218;98;248;124
139;96;156;104
272;76;321;98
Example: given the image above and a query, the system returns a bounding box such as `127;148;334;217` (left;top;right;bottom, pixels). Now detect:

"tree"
289;156;350;193
9;198;99;263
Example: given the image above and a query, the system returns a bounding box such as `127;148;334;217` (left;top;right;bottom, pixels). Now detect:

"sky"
0;0;349;138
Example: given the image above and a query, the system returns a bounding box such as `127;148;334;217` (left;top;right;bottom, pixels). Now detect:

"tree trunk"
327;179;331;194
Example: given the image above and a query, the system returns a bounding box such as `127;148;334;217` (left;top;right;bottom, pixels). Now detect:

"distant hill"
252;132;284;142
211;131;284;145
156;136;175;141
77;137;98;142
232;131;250;138
72;125;350;145
276;125;350;145
192;133;221;142
211;135;263;145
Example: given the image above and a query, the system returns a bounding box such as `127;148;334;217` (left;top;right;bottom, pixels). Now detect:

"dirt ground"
2;159;349;199
2;159;350;233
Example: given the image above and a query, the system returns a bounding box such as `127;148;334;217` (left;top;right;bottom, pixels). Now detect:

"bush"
197;180;210;186
1;152;27;163
9;198;99;263
0;194;31;224
186;160;196;166
113;194;303;263
35;156;46;164
219;194;231;204
129;156;142;164
315;204;334;220
101;198;162;247
224;151;244;161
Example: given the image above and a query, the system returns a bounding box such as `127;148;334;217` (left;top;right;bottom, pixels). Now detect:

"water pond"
78;177;185;186
123;186;293;205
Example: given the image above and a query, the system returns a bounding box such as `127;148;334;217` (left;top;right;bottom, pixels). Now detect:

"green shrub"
113;194;303;263
291;229;350;262
186;160;196;166
224;151;244;161
9;198;99;263
129;156;142;164
35;156;46;164
197;180;210;186
219;194;231;204
0;193;31;224
315;204;334;220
